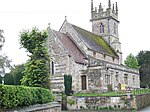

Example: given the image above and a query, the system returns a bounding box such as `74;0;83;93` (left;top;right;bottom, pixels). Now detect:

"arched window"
114;23;116;34
51;61;55;75
100;23;104;33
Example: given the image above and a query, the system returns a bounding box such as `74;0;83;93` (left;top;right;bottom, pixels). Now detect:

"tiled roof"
53;30;87;64
71;24;118;57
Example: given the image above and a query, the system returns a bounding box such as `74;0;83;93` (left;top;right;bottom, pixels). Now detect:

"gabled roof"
52;30;87;64
71;24;118;57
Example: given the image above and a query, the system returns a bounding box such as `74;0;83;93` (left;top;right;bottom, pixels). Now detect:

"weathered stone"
48;0;140;94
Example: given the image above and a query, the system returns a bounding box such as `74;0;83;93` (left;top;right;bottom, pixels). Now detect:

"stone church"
48;0;140;93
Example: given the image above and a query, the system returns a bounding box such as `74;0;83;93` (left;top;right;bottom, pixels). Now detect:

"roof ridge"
71;24;99;37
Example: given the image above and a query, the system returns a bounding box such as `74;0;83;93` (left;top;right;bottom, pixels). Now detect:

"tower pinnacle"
99;3;102;10
116;2;118;15
90;0;121;63
91;0;93;12
91;0;118;21
99;3;102;13
108;0;111;9
112;4;114;13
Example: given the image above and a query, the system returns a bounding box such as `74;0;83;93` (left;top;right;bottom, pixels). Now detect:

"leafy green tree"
124;53;139;69
0;76;2;84
4;73;14;85
137;51;150;66
10;64;25;85
136;51;150;88
20;28;50;88
0;64;25;85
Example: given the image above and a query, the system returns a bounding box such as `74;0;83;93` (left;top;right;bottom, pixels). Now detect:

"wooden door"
81;75;87;90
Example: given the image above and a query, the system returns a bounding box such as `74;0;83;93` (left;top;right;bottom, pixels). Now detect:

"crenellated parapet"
91;0;118;21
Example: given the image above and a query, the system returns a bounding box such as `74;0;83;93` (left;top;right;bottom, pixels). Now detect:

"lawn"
74;92;125;97
74;89;150;97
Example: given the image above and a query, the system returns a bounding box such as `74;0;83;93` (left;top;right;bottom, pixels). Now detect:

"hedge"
0;84;54;108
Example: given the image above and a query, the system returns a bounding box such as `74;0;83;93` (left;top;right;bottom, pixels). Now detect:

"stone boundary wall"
67;94;150;110
67;96;124;110
135;93;150;110
1;102;61;112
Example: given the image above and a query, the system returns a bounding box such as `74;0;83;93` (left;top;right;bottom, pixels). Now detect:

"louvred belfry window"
100;23;104;33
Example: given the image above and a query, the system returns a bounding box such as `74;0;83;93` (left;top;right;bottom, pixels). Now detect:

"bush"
4;73;14;85
107;84;113;92
67;98;75;106
0;84;53;108
64;75;72;96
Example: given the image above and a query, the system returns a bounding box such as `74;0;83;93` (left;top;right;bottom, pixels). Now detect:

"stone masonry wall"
48;27;87;92
67;94;150;111
67;96;124;110
88;57;140;90
134;94;150;110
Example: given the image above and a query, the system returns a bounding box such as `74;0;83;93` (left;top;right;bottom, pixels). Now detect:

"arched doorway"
81;75;87;90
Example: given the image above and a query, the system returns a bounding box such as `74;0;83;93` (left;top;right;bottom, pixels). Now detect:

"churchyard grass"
74;89;150;97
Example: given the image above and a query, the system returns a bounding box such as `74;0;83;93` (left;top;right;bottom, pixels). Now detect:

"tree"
20;28;50;88
0;54;11;69
4;73;14;85
0;76;2;84
0;29;5;49
136;51;150;66
0;30;12;84
0;54;12;84
136;51;150;88
124;53;139;69
64;75;72;96
10;64;25;85
0;64;25;85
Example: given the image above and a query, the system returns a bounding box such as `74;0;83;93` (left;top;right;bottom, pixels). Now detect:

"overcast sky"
0;0;150;65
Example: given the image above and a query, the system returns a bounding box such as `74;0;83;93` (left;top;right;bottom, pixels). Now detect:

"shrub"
108;106;114;110
0;84;53;108
107;84;113;92
62;93;67;100
67;99;75;106
64;75;72;96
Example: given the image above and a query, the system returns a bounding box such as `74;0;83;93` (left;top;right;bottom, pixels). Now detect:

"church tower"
90;0;122;64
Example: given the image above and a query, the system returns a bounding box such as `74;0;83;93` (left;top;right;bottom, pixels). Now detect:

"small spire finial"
99;3;102;13
116;2;118;15
48;23;50;26
65;16;67;21
112;4;114;12
108;0;111;8
48;23;51;28
47;23;51;31
99;3;102;9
